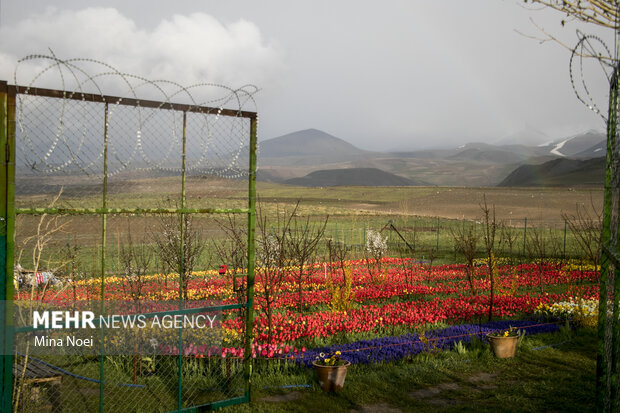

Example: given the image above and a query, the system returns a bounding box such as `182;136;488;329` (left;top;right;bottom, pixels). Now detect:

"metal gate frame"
596;63;620;412
0;80;257;412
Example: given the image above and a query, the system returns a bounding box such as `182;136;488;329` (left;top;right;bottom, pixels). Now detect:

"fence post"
363;226;366;248
176;111;188;411
436;217;440;252
563;219;567;259
97;101;111;413
522;217;527;257
244;115;258;403
350;221;353;248
0;80;15;413
595;54;620;411
335;222;338;244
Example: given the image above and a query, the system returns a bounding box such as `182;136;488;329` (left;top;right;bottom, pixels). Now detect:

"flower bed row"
19;259;598;308
240;286;597;344
298;319;560;367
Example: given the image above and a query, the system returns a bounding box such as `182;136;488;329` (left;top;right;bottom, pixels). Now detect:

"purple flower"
298;319;559;367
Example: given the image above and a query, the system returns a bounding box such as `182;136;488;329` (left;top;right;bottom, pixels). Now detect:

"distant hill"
539;130;606;157
447;147;526;163
259;129;376;166
573;140;606;159
498;157;605;187
256;128;607;187
283;167;423;187
494;127;553;146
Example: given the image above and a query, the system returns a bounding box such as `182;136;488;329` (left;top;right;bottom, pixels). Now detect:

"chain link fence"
1;55;258;412
566;21;620;412
597;66;620;413
312;214;600;264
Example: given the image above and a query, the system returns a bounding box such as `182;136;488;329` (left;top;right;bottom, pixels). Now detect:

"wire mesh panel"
597;68;620;413
1;55;257;413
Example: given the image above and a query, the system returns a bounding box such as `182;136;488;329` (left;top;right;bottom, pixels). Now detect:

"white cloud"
0;7;283;91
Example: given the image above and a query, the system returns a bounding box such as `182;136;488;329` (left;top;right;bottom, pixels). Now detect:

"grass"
222;326;596;412
15;325;595;412
14;205;596;273
12;180;603;411
13;180;603;275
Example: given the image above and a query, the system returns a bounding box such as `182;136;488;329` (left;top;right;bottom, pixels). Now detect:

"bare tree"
520;0;619;66
255;202;295;343
500;222;520;266
15;190;68;301
526;226;549;293
397;244;418;297
500;222;521;294
524;1;618;29
424;248;438;284
13;190;68;412
214;214;248;290
326;238;350;275
562;201;603;268
451;223;480;296
481;196;498;322
286;206;328;313
325;239;354;312
213;213;248;334
118;221;152;303
153;214;203;301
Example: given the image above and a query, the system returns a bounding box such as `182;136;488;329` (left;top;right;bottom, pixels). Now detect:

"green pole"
335;222;338;244
596;67;619;412
99;102;109;413
0;81;15;413
363;226;366;248
436;217;440;252
244;116;258;403
177;111;187;411
563;219;567;260
522;217;527;258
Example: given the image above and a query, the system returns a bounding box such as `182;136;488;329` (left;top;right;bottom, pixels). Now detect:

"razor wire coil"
14;53;258;180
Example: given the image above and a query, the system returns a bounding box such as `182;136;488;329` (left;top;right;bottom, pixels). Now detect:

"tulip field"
17;257;599;363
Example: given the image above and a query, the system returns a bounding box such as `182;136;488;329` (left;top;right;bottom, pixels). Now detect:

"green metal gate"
568;26;620;412
597;64;620;412
1;57;257;412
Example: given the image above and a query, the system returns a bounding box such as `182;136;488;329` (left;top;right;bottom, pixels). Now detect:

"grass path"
223;327;595;412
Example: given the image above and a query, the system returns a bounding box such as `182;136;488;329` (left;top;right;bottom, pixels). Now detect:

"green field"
14;180;604;274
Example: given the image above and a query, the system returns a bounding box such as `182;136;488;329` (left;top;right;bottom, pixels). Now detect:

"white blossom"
366;229;388;256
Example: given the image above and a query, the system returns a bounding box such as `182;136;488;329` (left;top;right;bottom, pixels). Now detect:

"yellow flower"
324;358;330;364
503;331;509;337
335;351;341;356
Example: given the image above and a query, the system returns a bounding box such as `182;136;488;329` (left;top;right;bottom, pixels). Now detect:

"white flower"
366;229;388;256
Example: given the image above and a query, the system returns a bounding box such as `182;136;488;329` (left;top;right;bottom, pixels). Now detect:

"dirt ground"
14;178;604;249
377;186;604;225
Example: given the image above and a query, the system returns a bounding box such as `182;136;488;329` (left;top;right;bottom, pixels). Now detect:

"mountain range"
257;129;607;187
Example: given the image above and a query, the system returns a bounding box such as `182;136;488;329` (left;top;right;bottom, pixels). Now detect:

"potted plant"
487;327;520;358
312;351;350;392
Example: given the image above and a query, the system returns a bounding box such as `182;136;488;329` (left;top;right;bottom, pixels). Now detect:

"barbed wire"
569;29;620;187
570;30;614;120
13;53;259;179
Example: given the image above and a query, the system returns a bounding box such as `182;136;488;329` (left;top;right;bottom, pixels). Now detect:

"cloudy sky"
0;0;614;150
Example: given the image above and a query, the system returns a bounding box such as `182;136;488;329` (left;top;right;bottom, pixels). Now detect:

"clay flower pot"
487;334;518;358
312;360;350;392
